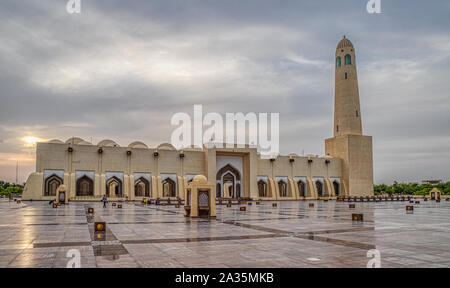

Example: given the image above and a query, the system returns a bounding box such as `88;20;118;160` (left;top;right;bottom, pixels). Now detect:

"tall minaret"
334;36;362;137
326;36;373;197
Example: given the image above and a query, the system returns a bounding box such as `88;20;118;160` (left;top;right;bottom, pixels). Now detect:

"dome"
321;155;333;159
128;141;148;149
192;175;208;184
48;139;63;144
65;137;85;145
97;139;120;147
157;143;176;150
337;36;353;50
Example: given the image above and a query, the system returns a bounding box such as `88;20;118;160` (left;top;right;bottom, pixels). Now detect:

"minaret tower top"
334;36;362;137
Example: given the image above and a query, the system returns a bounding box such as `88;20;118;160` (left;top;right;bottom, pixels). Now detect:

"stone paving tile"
1;199;450;267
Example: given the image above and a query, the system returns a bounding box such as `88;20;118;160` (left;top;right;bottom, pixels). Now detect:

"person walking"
102;195;107;208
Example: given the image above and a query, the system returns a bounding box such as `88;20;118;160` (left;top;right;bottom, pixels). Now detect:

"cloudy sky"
0;0;449;184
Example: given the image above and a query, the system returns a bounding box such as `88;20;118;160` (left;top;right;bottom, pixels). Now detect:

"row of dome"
46;137;333;159
47;137;184;150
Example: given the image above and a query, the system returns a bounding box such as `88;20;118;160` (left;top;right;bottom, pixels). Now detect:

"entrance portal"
216;164;241;198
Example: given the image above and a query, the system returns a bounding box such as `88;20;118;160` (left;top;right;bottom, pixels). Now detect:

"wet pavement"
1;199;449;268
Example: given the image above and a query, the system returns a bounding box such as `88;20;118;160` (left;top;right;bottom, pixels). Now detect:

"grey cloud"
0;0;449;184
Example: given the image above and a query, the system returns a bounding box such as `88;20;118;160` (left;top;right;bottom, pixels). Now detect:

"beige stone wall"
23;142;343;200
326;135;373;196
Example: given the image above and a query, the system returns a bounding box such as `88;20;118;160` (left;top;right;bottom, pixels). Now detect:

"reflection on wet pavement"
1;199;449;267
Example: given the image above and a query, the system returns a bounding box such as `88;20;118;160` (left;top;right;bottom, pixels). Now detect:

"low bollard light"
406;206;414;211
349;204;355;209
88;208;94;214
94;221;106;232
240;206;246;211
352;214;363;221
95;232;106;241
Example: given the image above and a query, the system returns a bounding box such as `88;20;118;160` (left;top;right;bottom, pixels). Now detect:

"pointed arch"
135;177;150;197
316;180;323;197
76;175;94;196
278;180;288;197
162;177;176;197
333;181;340;196
258;180;268;198
44;174;63;196
216;164;241;198
216;164;241;180
106;176;123;197
297;180;306;197
336;56;341;67
345;54;352;65
216;183;221;198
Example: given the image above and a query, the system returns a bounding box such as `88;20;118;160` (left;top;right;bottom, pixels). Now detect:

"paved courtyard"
1;199;450;268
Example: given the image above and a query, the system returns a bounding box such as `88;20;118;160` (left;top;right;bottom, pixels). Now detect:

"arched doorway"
106;176;123;197
135;177;150;197
223;172;235;198
216;183;221;198
297;180;305;197
258;180;268;197
333;181;340;196
278;180;288;197
216;164;241;198
316;181;323;197
44;174;63;196
76;176;94;196
162;178;176;197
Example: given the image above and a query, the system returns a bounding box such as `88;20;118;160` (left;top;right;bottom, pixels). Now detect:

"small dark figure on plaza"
102;195;107;208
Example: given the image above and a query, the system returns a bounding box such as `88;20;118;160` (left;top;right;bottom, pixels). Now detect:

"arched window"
316;181;323;197
333;181;340;196
345;54;352;65
258;180;268;198
135;177;150;197
278;180;288;197
44;174;63;196
77;176;94;196
106;176;123;197
162;178;176;197
336;56;341;67
297;180;305;197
